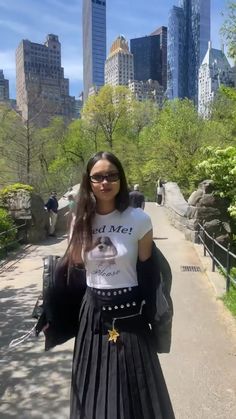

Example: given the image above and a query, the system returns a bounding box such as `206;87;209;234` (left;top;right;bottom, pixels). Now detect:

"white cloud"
0;19;28;34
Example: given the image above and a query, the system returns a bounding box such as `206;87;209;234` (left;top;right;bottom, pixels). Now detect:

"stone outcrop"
3;189;48;243
2;184;80;242
164;180;231;244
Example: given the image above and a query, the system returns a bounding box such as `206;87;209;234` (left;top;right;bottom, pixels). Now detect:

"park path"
0;203;236;419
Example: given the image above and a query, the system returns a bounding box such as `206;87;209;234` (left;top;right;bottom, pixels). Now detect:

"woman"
68;151;175;419
157;179;165;206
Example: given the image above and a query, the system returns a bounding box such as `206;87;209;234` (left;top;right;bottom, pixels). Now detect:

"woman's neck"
96;201;116;215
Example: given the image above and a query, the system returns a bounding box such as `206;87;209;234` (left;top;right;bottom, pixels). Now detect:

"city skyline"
0;0;229;99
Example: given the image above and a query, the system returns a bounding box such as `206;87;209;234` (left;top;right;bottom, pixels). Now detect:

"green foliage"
210;87;236;144
0;76;235;206
0;183;33;195
0;208;16;251
197;146;236;219
82;85;137;150
0;183;34;205
81;86;158;194
222;284;236;317
139;99;205;195
0;105;26;186
230;267;236;279
220;1;236;60
47;119;95;194
197;146;236;218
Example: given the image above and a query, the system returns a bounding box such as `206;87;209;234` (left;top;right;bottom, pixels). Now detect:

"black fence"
0;221;28;263
197;223;236;292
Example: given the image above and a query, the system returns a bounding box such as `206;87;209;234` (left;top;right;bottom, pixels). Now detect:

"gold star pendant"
108;327;120;343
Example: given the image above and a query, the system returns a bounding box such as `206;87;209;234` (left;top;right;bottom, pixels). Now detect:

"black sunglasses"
89;172;120;183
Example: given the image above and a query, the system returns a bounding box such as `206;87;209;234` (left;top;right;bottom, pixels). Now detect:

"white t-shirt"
84;207;152;289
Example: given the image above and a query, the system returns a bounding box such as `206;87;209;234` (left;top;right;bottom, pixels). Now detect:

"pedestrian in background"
45;191;58;236
64;193;77;242
129;183;145;209
156;179;165;206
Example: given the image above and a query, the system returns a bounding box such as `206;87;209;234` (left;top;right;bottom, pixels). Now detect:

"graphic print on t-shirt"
90;236;118;261
88;236;120;281
85;208;153;288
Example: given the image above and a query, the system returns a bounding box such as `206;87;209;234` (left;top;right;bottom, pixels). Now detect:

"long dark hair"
68;151;129;263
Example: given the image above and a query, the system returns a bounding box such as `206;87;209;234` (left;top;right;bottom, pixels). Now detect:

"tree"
0;105;31;186
139;99;206;196
0;105;68;195
48;118;95;191
82;85;134;150
221;1;236;60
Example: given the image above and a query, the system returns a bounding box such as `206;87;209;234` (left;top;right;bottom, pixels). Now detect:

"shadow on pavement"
0;284;73;419
37;234;68;247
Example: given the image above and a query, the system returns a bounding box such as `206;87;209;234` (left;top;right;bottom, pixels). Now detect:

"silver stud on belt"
92;287;134;296
101;301;137;311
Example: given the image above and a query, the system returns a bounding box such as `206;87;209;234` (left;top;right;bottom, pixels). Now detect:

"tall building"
16;34;75;126
129;79;164;107
105;36;134;86
83;0;106;101
166;6;185;99
150;26;167;91
0;70;9;101
130;35;161;85
198;42;234;118
167;0;211;103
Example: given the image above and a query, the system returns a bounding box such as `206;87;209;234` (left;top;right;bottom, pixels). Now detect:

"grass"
222;285;236;317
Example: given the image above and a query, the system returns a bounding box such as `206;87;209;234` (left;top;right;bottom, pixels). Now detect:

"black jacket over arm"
137;242;173;353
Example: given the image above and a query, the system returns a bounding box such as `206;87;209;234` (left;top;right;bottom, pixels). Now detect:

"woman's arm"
138;229;153;262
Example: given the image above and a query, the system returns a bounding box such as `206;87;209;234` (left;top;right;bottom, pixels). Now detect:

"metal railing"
197;223;236;292
0;221;28;262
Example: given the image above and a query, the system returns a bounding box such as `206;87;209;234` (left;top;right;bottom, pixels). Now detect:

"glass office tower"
82;0;106;101
167;0;210;103
166;6;185;99
130;35;161;85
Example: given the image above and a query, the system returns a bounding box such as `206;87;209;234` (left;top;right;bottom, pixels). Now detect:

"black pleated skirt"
70;286;175;419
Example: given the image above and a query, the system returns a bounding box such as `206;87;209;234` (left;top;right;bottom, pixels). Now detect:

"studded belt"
87;286;147;342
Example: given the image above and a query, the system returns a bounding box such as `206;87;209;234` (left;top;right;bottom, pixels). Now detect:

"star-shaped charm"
108;328;120;343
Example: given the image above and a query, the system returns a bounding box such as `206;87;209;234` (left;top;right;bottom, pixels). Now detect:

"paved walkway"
0;203;236;419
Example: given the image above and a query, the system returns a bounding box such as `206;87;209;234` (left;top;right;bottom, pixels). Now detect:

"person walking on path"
55;151;175;419
45;191;58;236
129;183;145;209
64;193;77;242
157;179;165;206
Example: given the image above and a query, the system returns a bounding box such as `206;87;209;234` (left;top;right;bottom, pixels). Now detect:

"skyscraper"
130;35;161;85
129;79;164;107
0;70;9;101
150;26;168;91
167;0;211;103
166;7;185;99
105;36;134;86
16;34;75;126
83;0;106;101
198;42;234;118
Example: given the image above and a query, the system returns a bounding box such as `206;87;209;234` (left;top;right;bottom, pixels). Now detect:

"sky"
0;0;230;99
